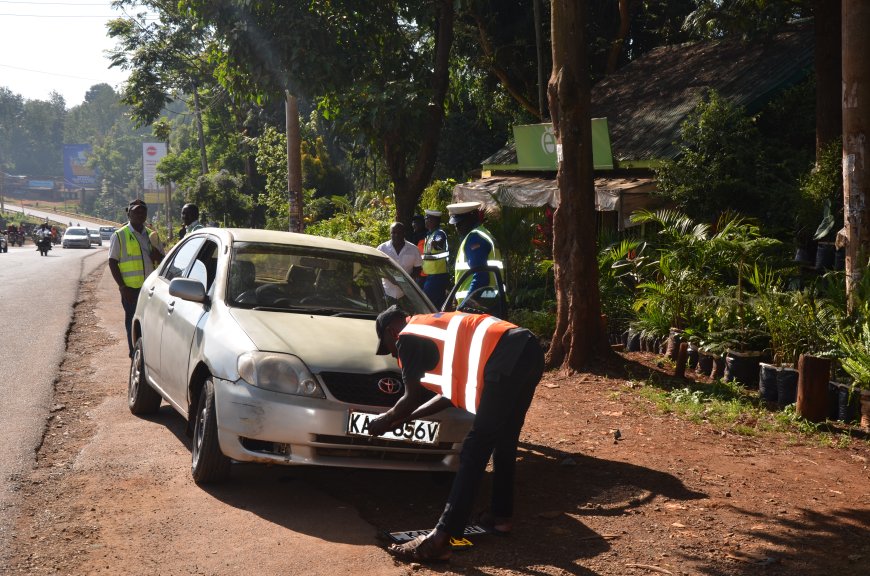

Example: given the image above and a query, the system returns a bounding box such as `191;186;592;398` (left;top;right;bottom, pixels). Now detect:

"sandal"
477;511;512;536
387;534;452;563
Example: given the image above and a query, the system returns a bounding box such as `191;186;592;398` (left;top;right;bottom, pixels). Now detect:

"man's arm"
367;379;429;435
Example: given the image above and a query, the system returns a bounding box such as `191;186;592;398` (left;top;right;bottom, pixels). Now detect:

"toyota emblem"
378;377;403;395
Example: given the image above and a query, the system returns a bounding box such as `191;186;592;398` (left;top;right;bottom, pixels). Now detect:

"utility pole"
285;91;303;233
192;86;209;175
842;0;869;311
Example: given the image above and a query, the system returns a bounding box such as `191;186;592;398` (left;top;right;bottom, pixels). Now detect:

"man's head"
375;305;408;356
446;201;481;235
424;209;442;231
181;203;199;226
411;215;425;235
126;198;148;230
389;222;406;248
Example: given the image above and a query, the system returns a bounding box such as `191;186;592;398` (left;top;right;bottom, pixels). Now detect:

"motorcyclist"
35;222;52;251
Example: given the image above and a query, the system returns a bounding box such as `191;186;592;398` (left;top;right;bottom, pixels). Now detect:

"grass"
624;366;868;448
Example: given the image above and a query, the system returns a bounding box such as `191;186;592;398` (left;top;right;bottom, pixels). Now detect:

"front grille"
319;372;435;407
314;434;452;463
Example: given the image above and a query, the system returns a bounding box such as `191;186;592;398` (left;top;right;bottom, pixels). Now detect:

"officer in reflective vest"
369;306;544;563
420;209;450;309
108;198;163;357
447;201;504;305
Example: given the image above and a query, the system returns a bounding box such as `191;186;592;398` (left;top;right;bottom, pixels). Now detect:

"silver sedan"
128;228;472;483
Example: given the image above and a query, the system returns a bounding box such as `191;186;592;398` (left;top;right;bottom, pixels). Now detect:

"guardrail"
3;199;122;227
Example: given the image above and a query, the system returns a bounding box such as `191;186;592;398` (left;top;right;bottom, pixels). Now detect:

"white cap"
424;209;442;217
446;201;481;224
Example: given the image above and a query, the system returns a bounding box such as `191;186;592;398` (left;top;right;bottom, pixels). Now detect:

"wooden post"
674;342;689;378
796;354;832;422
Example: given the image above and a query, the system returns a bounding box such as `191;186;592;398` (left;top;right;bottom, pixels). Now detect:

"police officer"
108;199;164;357
420;209;450;309
447;201;504;305
369;305;544;563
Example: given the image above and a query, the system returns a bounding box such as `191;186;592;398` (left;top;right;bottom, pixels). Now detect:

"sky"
0;0;131;108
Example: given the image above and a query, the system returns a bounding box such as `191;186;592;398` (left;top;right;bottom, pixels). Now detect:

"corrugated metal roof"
590;23;813;163
482;23;813;167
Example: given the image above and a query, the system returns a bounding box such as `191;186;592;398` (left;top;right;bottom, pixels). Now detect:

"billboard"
142;142;167;192
63;144;98;189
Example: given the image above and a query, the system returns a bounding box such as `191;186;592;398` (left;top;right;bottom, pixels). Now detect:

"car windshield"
227;242;434;316
67;229;86;236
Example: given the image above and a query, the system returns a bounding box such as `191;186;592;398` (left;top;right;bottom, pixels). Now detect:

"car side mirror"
169;278;209;305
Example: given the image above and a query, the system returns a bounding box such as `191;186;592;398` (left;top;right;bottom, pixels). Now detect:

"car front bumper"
213;377;469;472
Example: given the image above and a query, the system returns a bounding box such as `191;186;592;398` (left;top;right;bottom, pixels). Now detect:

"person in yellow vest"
108;198;164;357
420;209;450;308
447;201;504;306
369;306;544;563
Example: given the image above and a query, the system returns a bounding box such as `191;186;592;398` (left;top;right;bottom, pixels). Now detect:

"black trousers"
435;336;545;537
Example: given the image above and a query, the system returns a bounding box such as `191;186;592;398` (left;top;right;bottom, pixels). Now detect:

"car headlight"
237;352;325;398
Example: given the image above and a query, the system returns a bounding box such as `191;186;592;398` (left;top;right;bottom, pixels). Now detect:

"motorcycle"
37;235;52;256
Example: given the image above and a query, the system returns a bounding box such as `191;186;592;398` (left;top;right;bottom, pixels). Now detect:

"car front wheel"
191;378;231;483
128;337;162;414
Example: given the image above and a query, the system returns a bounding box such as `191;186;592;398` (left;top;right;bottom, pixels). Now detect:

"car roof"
191;228;390;259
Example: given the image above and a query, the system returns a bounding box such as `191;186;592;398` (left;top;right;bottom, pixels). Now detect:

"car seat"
229;260;257;303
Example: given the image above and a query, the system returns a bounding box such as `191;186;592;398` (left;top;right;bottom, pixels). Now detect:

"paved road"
0;237;107;559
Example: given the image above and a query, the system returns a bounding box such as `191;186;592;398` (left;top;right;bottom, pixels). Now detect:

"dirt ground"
4;270;870;576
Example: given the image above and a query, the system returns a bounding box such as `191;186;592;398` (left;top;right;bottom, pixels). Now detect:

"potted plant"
833;316;870;429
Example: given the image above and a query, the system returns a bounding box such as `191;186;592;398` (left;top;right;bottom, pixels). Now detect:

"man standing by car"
447;202;504;306
377;222;423;304
181;203;204;236
108;199;164;357
368;306;544;563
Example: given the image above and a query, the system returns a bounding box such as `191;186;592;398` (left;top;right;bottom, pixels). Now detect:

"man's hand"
120;285;137;305
367;414;395;437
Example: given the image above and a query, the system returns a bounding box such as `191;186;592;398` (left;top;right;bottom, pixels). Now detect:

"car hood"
228;309;397;374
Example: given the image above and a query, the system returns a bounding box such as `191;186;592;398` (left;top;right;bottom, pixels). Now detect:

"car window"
228;242;434;315
163;238;205;281
186;240;218;291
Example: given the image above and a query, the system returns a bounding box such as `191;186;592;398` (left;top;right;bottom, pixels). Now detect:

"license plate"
347;411;440;445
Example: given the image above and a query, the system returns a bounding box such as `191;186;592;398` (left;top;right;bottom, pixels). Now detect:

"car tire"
191;378;231;483
128;337;162;414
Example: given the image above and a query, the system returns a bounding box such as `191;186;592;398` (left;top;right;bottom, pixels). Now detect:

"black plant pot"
815;242;836;271
758;363;779;402
687;344;699;370
697;353;714;375
776;366;799;408
724;351;766;389
710;355;726;380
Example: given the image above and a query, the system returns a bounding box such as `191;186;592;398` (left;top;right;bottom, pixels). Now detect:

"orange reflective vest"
399;312;515;413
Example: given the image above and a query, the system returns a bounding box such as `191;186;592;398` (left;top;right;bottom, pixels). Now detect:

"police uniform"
447;202;504;304
420;209;450;308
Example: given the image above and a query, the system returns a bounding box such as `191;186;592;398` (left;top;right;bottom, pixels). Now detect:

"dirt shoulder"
3;268;870;576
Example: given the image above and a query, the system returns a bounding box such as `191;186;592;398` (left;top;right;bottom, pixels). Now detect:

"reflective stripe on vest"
115;226;149;289
421;229;449;275
400;312;514;413
454;226;503;301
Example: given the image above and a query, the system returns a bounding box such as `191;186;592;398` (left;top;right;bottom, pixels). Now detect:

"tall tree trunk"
546;0;609;372
842;0;870;311
605;0;635;75
815;0;842;156
384;0;454;224
285;92;303;232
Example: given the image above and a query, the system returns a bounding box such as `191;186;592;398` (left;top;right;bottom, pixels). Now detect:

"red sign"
146;146;157;156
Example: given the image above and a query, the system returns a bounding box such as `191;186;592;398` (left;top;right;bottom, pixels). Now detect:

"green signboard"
485;120;614;171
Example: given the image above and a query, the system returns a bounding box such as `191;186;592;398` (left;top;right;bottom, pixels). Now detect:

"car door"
160;238;218;408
